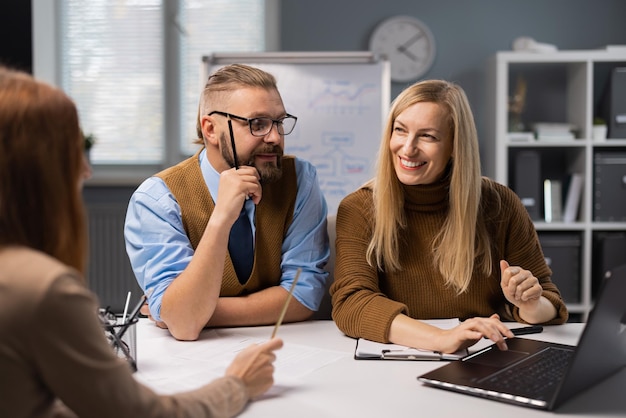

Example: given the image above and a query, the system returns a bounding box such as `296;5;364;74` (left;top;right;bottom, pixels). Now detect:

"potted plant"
82;130;96;161
592;117;607;141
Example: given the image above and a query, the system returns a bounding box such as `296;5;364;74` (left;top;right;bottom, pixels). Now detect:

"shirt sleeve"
32;274;248;418
124;177;194;322
280;158;330;311
125;160;331;317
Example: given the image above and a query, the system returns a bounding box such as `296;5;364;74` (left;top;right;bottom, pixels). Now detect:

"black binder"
594;152;626;221
601;67;626;139
514;150;542;220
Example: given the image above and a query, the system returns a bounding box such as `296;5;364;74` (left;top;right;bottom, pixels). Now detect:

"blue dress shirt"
124;149;330;321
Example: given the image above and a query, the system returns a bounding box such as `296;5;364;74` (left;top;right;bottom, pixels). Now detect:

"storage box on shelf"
485;49;626;321
592;231;626;298
538;232;582;304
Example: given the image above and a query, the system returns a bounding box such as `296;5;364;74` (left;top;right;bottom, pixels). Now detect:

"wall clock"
369;15;436;82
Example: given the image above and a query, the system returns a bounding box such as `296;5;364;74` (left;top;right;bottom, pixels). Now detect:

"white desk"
135;319;626;417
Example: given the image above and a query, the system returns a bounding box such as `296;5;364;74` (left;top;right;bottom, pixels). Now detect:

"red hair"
0;67;88;274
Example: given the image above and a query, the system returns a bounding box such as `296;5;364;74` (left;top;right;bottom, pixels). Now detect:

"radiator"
86;204;142;313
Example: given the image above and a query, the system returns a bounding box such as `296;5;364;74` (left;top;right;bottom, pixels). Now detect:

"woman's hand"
500;259;557;324
438;314;514;352
500;260;542;310
225;337;283;399
389;313;514;354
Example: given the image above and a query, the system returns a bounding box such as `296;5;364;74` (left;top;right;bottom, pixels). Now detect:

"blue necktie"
228;205;253;284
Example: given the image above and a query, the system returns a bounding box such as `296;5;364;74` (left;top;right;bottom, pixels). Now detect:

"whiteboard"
203;52;391;215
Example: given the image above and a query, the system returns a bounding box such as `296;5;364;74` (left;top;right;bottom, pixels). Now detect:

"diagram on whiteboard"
307;79;378;115
205;56;390;215
264;63;387;215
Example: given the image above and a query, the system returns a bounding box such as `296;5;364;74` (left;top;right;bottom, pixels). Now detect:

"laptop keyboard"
481;347;574;398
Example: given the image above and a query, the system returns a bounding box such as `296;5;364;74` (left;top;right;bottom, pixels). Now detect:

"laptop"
418;263;626;410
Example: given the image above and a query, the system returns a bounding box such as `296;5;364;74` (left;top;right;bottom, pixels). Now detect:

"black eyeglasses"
209;111;297;136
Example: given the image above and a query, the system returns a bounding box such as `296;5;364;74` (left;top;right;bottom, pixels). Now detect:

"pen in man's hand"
271;268;301;339
228;119;240;169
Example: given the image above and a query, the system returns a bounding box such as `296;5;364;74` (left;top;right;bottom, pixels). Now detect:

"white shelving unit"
485;49;626;321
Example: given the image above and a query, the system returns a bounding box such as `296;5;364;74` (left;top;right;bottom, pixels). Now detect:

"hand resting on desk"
389;313;515;354
141;301;169;329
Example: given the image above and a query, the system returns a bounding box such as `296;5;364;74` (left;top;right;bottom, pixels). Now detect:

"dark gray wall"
280;0;626;144
0;0;31;72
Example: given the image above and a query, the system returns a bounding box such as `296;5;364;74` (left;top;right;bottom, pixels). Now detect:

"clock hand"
396;32;425;62
399;32;424;50
397;44;418;62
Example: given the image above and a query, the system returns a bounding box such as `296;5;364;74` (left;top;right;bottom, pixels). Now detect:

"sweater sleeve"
330;189;408;342
493;182;569;325
33;274;249;418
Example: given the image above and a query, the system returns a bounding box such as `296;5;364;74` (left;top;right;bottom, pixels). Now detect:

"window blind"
59;0;265;165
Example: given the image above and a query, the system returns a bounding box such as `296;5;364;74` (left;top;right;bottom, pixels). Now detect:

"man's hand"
140;302;168;329
217;166;262;209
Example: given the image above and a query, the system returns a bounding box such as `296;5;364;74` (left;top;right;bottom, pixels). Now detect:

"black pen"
116;294;146;340
511;325;543;336
228;119;240;169
482;325;543;340
109;326;137;372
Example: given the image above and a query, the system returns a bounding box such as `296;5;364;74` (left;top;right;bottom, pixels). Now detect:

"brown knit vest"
156;150;297;296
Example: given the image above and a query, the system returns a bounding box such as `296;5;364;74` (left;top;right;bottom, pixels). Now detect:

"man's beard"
220;132;284;183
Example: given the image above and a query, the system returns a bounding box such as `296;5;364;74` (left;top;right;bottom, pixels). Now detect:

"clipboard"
353;319;542;361
354;318;469;361
354;338;468;361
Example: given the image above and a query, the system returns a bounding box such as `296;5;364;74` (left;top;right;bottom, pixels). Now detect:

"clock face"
369;16;436;82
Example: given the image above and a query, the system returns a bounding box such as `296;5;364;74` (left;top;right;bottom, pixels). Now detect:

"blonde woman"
330;80;567;354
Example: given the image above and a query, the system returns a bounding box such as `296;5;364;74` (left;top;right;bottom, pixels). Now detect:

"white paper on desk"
355;318;468;361
135;330;346;395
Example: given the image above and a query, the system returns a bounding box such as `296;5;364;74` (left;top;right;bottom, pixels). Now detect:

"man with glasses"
124;64;330;341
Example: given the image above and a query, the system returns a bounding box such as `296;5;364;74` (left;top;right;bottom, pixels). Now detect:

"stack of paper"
532;123;576;140
507;131;535;142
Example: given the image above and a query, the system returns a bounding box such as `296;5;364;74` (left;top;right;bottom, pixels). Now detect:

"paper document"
355;318;469;361
135;329;346;394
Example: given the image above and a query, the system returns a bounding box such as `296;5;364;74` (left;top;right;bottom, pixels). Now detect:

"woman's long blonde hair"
366;79;492;293
0;67;88;275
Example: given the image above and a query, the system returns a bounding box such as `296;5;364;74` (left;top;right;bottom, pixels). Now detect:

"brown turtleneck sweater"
330;177;568;343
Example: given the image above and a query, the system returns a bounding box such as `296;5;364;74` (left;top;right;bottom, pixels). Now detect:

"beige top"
0;246;248;418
